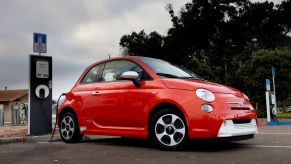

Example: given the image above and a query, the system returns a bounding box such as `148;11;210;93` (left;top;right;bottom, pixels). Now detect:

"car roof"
89;56;159;66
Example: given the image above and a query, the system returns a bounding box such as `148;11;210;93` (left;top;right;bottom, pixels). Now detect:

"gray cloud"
1;0;281;99
0;0;190;98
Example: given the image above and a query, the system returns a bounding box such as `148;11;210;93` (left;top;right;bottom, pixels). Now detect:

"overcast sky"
0;0;282;99
0;0;191;99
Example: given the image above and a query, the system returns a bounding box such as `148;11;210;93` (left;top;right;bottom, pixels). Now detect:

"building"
0;89;28;124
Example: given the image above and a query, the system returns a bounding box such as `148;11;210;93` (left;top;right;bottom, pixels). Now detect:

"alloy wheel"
61;115;75;140
154;114;186;147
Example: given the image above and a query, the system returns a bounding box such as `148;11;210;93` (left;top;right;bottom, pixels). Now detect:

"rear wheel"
150;109;188;150
60;112;83;143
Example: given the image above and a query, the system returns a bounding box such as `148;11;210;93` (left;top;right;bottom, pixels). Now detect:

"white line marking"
251;145;291;148
37;142;64;144
37;142;50;144
258;133;291;135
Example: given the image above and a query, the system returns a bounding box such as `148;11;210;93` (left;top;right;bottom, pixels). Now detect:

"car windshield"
139;57;201;80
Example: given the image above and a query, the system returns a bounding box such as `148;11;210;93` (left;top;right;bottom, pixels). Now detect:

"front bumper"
217;119;258;137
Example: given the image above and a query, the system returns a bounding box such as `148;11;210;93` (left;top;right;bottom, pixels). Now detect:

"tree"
119;30;163;59
119;0;291;116
235;47;291;116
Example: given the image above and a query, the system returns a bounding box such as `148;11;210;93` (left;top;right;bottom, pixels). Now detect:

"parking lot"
0;125;290;164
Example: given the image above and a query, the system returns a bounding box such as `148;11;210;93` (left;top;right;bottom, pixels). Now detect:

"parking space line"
37;141;64;144
258;133;291;135
251;145;291;148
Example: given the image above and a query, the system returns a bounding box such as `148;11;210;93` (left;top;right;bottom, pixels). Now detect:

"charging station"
29;55;52;135
28;33;53;135
266;75;291;126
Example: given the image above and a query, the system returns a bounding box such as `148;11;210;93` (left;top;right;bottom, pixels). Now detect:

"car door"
90;60;147;128
78;63;105;121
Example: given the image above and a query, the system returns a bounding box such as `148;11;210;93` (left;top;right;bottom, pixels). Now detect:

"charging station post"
28;33;53;135
266;67;291;126
29;55;52;135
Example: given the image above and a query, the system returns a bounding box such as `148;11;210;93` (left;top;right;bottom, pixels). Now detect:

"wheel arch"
147;102;189;135
58;107;78;126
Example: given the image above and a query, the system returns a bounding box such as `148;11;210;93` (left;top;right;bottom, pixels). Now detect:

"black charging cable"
50;93;66;143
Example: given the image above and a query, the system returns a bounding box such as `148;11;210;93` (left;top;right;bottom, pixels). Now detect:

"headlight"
196;89;215;102
242;93;249;100
201;104;213;113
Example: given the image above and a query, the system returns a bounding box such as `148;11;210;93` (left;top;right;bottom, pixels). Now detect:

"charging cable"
50;93;66;142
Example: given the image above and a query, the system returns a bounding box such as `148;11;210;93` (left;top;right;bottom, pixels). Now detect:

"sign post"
265;79;271;122
271;67;277;117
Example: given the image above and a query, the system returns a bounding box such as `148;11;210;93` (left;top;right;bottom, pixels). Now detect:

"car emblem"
238;100;244;106
226;100;245;106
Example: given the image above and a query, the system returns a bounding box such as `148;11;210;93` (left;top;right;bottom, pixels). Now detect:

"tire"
59;112;83;143
149;109;188;150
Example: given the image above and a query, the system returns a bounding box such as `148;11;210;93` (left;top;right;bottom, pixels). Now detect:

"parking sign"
272;66;275;78
33;33;47;53
266;79;270;91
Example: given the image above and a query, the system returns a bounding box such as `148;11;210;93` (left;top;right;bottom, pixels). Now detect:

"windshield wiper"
157;73;179;78
157;73;201;80
179;76;200;80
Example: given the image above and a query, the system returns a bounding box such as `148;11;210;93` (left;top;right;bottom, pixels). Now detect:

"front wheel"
150;109;188;150
60;112;83;143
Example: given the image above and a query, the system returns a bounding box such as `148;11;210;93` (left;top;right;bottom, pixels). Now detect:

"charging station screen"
36;60;49;78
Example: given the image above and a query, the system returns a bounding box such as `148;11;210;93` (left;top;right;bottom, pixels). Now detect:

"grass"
277;112;291;119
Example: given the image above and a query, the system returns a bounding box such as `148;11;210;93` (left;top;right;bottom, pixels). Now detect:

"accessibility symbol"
33;33;47;53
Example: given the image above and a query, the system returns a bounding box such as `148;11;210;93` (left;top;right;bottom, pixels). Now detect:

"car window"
139;57;201;80
81;63;104;83
101;60;149;82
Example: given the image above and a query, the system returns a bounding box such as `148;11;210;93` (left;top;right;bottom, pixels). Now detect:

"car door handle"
91;91;101;96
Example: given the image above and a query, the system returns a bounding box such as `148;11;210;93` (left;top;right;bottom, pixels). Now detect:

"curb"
266;121;291;126
0;134;60;145
0;137;27;144
26;135;54;143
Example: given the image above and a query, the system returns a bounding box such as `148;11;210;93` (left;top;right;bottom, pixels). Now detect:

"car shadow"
80;136;252;152
82;137;152;148
183;140;251;152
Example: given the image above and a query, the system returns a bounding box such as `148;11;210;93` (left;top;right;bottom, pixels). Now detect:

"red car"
58;56;258;149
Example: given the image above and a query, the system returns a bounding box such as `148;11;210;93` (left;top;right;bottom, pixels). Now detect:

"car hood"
161;79;240;94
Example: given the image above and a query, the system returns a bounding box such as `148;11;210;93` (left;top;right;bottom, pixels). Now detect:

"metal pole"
272;76;277;115
266;91;271;122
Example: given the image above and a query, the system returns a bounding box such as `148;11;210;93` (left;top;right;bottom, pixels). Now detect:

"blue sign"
266;79;270;91
272;67;275;78
33;33;47;53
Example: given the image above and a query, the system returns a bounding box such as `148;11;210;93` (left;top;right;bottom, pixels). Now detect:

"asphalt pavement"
0;125;291;164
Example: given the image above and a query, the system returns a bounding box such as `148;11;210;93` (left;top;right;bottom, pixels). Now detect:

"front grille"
232;119;251;124
231;107;250;110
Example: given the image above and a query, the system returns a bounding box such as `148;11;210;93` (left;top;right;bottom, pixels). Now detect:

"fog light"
200;104;213;113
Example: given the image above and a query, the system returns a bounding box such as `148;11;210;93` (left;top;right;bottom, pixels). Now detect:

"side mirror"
121;71;139;80
121;71;141;87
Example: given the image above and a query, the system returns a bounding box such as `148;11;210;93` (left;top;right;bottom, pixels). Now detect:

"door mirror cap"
121;71;141;87
121;71;139;80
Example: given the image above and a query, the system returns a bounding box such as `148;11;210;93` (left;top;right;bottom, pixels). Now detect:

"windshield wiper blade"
157;73;178;78
179;76;200;80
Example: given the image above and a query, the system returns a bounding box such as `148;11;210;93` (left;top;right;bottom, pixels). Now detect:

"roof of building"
0;89;28;102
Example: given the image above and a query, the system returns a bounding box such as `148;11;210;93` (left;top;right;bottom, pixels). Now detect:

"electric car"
58;56;258;149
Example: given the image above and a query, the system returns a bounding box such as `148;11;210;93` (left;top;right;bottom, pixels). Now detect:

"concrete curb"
0;134;60;145
0;137;26;144
26;135;54;143
0;134;110;145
